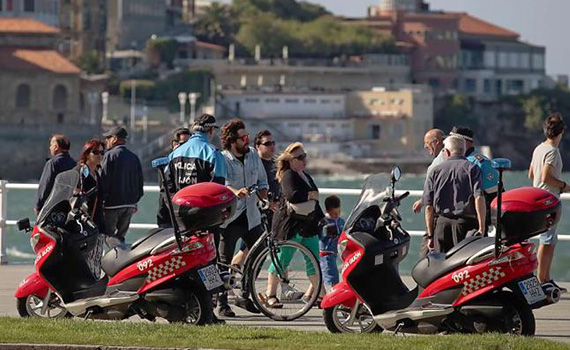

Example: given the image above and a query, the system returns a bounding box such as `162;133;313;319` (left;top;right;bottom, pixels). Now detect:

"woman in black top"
75;139;106;278
260;142;325;308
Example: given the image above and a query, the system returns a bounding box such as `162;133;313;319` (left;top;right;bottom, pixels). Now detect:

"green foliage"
119;80;156;101
146;38;179;68
434;94;479;133
236;13;396;57
518;87;570;132
118;72;213;112
195;0;396;58
77;50;104;74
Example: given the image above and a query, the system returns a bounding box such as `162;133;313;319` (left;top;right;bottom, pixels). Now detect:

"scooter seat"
131;228;164;249
412;236;495;288
101;228;175;277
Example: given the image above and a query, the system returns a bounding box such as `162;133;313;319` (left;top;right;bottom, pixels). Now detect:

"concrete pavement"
1;265;569;343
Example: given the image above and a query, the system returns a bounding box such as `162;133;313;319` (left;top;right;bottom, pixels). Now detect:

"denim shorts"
539;223;558;245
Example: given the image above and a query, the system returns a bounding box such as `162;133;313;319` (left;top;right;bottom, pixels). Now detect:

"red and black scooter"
15;157;236;324
322;159;563;335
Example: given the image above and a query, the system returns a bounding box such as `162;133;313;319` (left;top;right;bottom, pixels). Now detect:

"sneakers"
301;295;323;309
545;280;568;294
235;296;261;314
218;305;236;317
281;284;304;301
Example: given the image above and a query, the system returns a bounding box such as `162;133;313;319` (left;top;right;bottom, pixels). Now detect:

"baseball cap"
193;114;219;129
449;126;473;142
102;126;128;139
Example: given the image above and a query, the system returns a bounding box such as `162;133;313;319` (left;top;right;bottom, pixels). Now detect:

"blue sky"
307;0;570;77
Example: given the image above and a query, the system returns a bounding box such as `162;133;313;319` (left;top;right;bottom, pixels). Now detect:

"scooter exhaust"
543;285;561;304
220;271;237;290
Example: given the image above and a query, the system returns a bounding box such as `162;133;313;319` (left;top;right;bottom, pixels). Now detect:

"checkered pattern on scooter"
146;256;187;282
461;267;506;295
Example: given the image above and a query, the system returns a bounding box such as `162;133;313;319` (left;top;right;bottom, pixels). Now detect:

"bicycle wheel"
249;240;322;321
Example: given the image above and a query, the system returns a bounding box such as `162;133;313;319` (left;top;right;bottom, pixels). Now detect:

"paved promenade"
1;265;570;343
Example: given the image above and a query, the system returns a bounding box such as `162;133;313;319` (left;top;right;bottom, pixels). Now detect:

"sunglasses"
294;153;307;161
260;141;276;147
91;150;105;156
238;134;250;142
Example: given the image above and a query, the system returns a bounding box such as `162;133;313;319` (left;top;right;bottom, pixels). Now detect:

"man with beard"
217;119;268;317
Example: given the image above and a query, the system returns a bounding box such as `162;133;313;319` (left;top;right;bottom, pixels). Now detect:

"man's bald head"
423;129;444;157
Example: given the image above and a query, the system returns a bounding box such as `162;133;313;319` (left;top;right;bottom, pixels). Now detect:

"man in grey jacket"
101;126;144;248
217;119;268;317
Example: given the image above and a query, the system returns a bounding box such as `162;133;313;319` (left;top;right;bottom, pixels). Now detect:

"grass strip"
0;317;569;350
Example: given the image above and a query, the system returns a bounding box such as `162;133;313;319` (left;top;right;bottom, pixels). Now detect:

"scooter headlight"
338;239;348;259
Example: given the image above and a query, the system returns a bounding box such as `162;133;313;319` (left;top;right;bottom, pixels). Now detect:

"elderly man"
423;135;486;253
413;129;445;258
35;134;76;215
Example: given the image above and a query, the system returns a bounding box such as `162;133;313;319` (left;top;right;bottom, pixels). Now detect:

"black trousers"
434;216;478;253
218;212;263;307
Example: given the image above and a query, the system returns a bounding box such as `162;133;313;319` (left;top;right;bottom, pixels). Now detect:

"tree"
77;51;104;74
194;2;240;47
146;38;179;68
434;94;479;133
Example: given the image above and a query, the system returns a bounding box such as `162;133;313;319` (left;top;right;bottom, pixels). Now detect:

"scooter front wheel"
323;303;383;334
17;294;69;318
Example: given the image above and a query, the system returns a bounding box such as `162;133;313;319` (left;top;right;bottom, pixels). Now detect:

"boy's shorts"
539;223;558;245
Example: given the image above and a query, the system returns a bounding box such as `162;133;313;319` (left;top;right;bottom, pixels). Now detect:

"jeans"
319;235;339;286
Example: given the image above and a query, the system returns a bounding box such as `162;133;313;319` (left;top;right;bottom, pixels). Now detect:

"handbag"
286;200;317;221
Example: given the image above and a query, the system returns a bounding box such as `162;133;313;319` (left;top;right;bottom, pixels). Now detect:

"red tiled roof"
196;41;226;52
0;18;59;34
0;48;80;74
453;12;519;38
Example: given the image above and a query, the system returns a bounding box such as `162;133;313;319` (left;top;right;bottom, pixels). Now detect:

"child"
319;195;345;289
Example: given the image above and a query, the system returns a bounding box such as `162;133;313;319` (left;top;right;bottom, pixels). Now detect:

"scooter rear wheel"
323;304;383;334
17;294;69;318
167;283;213;325
498;291;535;336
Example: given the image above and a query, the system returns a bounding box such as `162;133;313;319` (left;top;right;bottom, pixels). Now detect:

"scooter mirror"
391;167;402;182
17;218;31;231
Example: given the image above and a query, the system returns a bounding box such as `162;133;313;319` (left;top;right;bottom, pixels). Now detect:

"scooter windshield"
344;173;391;231
37;169;79;225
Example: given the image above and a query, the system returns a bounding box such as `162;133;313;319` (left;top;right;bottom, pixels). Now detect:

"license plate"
198;265;224;291
518;277;546;305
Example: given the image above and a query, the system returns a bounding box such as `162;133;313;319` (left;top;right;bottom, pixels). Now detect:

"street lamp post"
87;91;98;125
178;92;187;126
130;80;136;143
188;92;200;126
142;105;149;143
101;91;109;124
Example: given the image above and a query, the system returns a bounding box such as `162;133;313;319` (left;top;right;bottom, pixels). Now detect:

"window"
16;84;31;108
484;51;496;68
245;98;259;103
24;0;34;12
7;0;12;11
285;99;299;103
499;52;508;68
320;99;330;104
372;125;381;140
265;98;279;103
520;53;530;69
507;80;525;93
532;53;545;70
484;79;492;94
52;85;68;111
304;99;316;104
509;52;519;68
428;79;440;89
464;79;477;93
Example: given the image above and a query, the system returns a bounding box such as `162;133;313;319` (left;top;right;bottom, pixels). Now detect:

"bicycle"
219;185;323;321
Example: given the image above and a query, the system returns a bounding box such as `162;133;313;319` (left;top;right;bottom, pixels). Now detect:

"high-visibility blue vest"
467;149;499;194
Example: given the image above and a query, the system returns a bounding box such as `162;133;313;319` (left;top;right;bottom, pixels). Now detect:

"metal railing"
1;182;569;264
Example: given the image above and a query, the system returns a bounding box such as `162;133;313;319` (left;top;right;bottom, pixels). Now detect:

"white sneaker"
281;284;304;301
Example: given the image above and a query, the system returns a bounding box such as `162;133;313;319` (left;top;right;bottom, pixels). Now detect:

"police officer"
423;135;486;253
157;127;191;228
167;114;226;191
450;126;498;234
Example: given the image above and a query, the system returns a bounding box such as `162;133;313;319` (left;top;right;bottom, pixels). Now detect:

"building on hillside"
107;0;167;52
167;0;212;25
353;0;547;100
216;86;432;158
0;0;61;27
347;87;433;156
189;54;411;92
0;18;81;125
59;0;107;62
